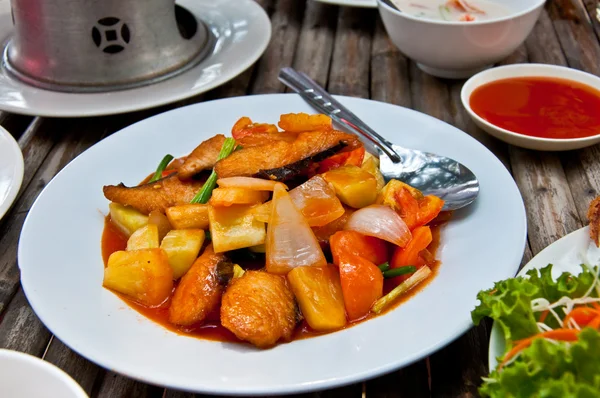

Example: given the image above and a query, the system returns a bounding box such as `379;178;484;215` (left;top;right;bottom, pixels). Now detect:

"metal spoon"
278;67;479;211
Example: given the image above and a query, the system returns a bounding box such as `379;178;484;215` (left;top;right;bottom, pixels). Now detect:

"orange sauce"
470;76;600;139
102;216;446;344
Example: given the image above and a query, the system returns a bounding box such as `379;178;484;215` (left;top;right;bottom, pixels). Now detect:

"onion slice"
344;205;412;247
216;177;287;191
266;184;327;274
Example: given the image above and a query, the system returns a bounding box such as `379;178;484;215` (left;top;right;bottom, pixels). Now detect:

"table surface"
2;0;600;396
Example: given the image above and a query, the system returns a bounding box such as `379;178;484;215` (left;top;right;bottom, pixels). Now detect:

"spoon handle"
278;67;402;163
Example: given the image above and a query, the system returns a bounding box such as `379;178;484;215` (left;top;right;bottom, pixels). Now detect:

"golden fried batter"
214;130;362;179
178;134;226;179
588;196;600;247
220;271;297;348
103;174;204;215
169;244;227;326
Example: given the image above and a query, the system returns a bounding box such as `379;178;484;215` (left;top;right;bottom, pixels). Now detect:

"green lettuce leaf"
471;264;598;344
480;328;600;398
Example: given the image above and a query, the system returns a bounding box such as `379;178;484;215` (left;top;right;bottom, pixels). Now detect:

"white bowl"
461;63;600;151
377;0;545;79
0;349;88;398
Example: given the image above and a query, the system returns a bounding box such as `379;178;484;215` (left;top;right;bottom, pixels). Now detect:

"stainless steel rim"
1;15;215;94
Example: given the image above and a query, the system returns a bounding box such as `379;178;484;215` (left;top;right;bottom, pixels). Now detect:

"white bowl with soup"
377;0;546;79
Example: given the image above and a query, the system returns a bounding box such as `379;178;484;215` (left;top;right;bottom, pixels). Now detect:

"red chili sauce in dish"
101;216;447;344
469;77;600;139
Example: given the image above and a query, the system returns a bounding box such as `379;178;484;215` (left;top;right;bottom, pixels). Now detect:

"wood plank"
328;7;377;97
370;18;411;109
0;113;34;141
367;362;430;398
291;1;338;87
0;288;51;355
581;0;600;43
94;372;164;398
548;0;600;75
44;338;103;396
250;0;306;94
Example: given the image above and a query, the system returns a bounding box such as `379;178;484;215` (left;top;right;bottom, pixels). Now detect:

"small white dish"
488;226;594;370
0;0;271;117
462;64;600;151
314;0;377;7
0;349;88;398
19;93;527;395
377;0;545;79
0;125;23;220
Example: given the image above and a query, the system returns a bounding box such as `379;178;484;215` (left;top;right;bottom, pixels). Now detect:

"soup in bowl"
377;0;546;78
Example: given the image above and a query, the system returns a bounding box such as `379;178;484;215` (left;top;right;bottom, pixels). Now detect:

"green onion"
378;262;390;272
205;230;211;241
372;266;432;314
383;266;417;278
438;5;450;21
190;138;236;204
148;154;174;183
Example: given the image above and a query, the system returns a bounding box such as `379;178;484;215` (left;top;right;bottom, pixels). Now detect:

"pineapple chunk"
361;153;385;192
109;203;149;237
323;165;378;209
287;265;347;331
165;204;209;230
208;205;266;253
233;264;245;279
126;224;160;251
160;229;205;279
209;188;269;207
103;249;173;306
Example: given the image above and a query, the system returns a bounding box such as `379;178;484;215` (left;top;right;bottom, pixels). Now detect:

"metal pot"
3;0;212;92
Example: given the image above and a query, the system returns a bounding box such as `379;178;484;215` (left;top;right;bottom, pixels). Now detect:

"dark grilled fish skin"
178;134;226;179
220;271;297;348
103;174;204;215
214;130;362;179
169;244;227;326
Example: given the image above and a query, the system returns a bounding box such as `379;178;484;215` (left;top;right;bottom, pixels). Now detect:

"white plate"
0;349;88;398
19;94;527;395
0;0;271;117
314;0;377;7
0;125;23;220
488;226;595;370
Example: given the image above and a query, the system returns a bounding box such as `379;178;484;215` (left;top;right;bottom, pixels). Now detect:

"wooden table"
1;0;599;396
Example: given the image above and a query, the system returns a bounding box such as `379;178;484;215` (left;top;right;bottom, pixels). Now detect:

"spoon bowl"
278;67;479;211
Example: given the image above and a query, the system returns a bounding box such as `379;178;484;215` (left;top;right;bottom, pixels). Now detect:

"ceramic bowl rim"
460;63;600;145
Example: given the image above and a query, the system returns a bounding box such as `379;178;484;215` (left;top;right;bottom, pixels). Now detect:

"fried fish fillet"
169;244;227;326
214;130;362;180
588;196;600;247
103;174;204;215
220;271;297;348
236;132;296;148
178;134;226;179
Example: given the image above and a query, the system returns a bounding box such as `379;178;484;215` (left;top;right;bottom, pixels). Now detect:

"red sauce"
102;216;446;344
469;76;600;139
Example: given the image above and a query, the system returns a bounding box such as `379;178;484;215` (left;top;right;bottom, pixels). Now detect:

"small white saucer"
0;125;23;220
0;349;88;398
314;0;377;7
0;0;271;117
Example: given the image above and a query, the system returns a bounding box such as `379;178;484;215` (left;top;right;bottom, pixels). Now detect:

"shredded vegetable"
190;138;236;204
148;154;174;183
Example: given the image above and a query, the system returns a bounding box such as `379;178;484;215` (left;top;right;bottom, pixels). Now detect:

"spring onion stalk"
378;262;390;272
438;5;451;21
383;265;417;278
148;154;174;183
372;266;432;314
190;138;236;204
205;230;212;241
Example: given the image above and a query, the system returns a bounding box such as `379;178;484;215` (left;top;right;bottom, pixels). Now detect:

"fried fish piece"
168;244;228;326
220;271;297;348
178;134;226;179
103;174;204;215
588;196;600;247
214;130;362;180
